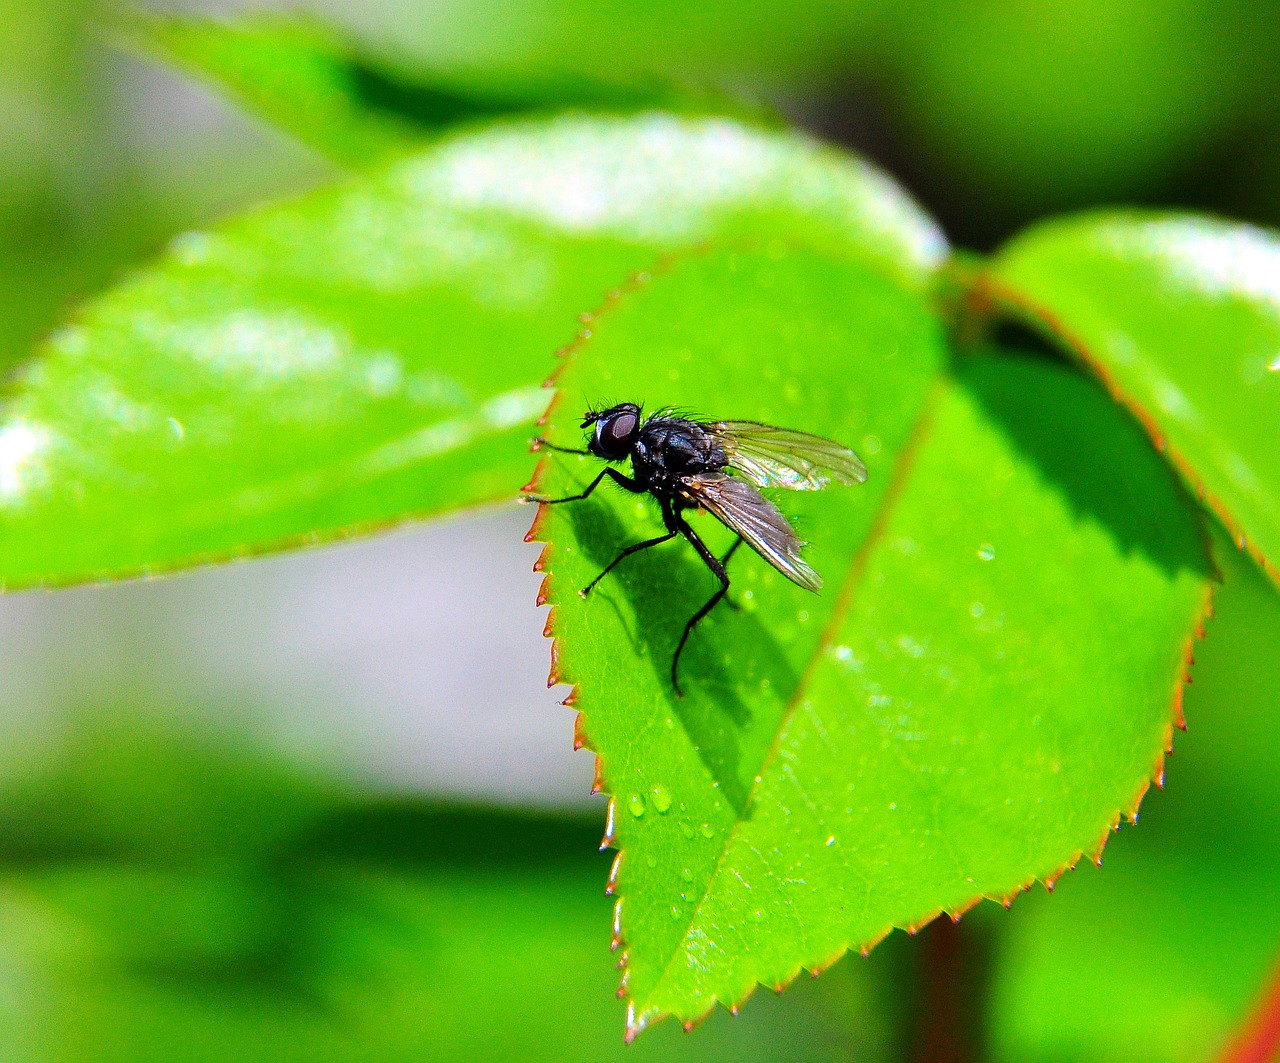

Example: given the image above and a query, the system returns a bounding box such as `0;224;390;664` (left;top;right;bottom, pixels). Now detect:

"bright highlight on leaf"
529;246;1213;1033
986;212;1280;587
0;115;940;587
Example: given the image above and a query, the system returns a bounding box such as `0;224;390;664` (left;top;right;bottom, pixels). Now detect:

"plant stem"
907;917;990;1063
1221;957;1280;1063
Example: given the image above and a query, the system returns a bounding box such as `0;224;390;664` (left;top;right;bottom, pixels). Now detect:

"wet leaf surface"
986;212;1280;584
0;115;941;586
530;245;1214;1032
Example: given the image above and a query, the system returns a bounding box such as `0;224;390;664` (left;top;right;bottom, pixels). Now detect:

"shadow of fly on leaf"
528;402;868;698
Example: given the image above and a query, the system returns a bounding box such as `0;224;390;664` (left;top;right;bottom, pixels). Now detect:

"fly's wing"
683;474;822;592
713;420;868;491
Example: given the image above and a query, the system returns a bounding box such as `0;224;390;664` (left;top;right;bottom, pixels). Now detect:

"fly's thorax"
639;418;727;475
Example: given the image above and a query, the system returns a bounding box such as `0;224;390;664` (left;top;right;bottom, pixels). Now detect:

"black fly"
530;403;867;696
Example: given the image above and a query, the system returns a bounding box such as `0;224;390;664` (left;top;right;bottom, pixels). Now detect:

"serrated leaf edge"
970;271;1278;588
524;260;1218;1042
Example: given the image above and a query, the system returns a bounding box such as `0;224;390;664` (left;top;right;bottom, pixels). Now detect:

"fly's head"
583;403;641;461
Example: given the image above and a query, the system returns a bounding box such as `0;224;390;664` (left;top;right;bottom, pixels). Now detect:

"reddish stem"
908;918;989;1063
1221;957;1280;1063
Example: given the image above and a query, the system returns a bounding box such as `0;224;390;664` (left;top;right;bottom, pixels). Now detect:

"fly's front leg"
526;466;644;505
671;516;732;698
532;437;589;456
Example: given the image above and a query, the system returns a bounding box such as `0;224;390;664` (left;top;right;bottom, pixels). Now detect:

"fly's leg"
582;496;680;596
581;529;677;597
719;536;744;612
526;467;643;505
720;537;744;567
532;437;589;456
671;516;732;698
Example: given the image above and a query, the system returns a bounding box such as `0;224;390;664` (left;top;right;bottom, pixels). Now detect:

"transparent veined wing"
713;421;868;490
681;473;822;592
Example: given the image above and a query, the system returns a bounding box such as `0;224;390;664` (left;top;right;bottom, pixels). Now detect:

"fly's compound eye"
594;411;638;459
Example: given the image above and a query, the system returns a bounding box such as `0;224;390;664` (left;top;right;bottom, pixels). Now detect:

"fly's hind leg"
719;536;744;612
671;516;732;697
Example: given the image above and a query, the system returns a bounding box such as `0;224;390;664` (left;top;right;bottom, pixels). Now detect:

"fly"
529;403;868;696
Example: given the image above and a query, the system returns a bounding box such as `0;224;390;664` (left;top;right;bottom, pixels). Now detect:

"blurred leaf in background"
0;715;906;1061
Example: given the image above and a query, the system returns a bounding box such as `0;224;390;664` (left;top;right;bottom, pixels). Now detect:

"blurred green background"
2;1;1279;1059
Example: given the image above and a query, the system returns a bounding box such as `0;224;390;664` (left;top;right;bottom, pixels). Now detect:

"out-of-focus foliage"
121;13;765;169
0;720;905;1063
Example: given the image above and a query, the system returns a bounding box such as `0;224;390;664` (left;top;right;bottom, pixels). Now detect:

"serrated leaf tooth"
546;638;563;687
605;852;623;897
600;799;617;851
905;908;942;936
858;926;893;957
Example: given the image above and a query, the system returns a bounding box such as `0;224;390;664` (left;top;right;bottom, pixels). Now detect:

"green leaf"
0;115;943;587
120;13;767;169
529;245;1213;1033
990;534;1280;1063
985;212;1280;585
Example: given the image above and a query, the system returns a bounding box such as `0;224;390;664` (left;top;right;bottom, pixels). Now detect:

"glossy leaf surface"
992;535;1280;1063
987;212;1280;583
125;14;761;169
529;245;1213;1032
0;115;943;586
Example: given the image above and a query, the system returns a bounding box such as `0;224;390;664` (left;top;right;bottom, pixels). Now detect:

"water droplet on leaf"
628;794;646;817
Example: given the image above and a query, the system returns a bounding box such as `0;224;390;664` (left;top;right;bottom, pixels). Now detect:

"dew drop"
969;601;985;618
862;434;882;456
680;821;695;839
651;784;673;814
826;835;836;847
628;793;646;817
646;855;657;869
671;905;682;919
797;609;810;623
682;867;694;881
977;544;996;561
700;823;715;838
